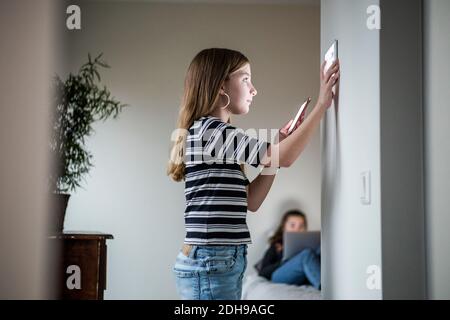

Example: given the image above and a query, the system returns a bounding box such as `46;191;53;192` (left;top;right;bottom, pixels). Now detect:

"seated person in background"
258;209;321;289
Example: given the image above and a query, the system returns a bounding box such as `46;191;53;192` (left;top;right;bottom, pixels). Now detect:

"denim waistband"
182;244;247;259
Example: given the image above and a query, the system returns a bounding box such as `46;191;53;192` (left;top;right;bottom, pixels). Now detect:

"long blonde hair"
167;48;249;182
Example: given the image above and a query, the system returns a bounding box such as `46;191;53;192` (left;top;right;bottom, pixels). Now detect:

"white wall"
62;1;321;299
424;0;450;300
321;0;426;299
321;0;382;299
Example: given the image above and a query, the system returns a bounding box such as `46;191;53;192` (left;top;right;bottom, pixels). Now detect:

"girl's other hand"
278;109;307;142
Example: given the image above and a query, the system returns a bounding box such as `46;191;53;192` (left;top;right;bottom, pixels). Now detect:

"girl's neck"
209;108;231;123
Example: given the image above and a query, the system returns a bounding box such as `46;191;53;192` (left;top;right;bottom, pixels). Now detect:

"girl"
258;210;321;289
167;48;339;300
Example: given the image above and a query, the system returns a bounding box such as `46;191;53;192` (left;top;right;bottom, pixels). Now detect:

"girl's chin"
239;105;250;114
230;105;250;115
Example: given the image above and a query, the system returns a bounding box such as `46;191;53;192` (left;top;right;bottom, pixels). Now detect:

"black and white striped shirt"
183;116;271;245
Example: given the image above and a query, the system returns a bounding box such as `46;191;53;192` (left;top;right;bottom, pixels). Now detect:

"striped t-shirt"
183;116;271;245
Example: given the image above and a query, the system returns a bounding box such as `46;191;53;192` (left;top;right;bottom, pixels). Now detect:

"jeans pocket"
173;270;201;300
173;269;197;278
206;255;236;274
238;252;247;281
173;249;204;278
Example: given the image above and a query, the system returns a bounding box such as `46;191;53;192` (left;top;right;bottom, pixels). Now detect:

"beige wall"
63;1;320;299
0;0;57;299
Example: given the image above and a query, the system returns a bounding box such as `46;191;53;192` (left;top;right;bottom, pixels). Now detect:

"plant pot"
50;193;70;235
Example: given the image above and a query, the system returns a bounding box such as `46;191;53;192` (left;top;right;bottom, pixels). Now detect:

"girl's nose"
251;87;257;97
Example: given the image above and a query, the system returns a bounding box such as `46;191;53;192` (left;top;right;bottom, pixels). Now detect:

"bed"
242;273;322;300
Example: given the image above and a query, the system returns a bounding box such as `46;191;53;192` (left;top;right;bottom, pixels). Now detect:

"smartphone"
324;39;338;74
287;97;311;134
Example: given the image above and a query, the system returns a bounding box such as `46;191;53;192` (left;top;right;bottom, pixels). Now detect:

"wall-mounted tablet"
324;39;338;74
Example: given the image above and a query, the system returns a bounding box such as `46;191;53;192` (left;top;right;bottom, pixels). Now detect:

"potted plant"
49;53;127;234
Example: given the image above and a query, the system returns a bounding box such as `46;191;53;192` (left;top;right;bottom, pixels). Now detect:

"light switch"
360;171;371;205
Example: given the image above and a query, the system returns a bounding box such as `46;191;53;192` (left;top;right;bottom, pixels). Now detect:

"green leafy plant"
50;53;127;193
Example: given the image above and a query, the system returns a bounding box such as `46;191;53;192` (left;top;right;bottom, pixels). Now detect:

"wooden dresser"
49;232;113;300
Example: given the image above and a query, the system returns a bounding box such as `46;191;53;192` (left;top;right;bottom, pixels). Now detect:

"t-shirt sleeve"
202;119;270;168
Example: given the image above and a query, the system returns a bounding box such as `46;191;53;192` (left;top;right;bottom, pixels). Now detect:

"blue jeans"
172;244;248;300
271;247;321;289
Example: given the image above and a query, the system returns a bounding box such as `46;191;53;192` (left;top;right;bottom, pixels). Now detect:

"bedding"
242;273;322;300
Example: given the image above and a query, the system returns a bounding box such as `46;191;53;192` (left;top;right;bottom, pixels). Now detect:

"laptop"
282;231;321;261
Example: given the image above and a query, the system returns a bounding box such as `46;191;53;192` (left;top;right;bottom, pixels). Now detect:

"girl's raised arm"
261;59;340;168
